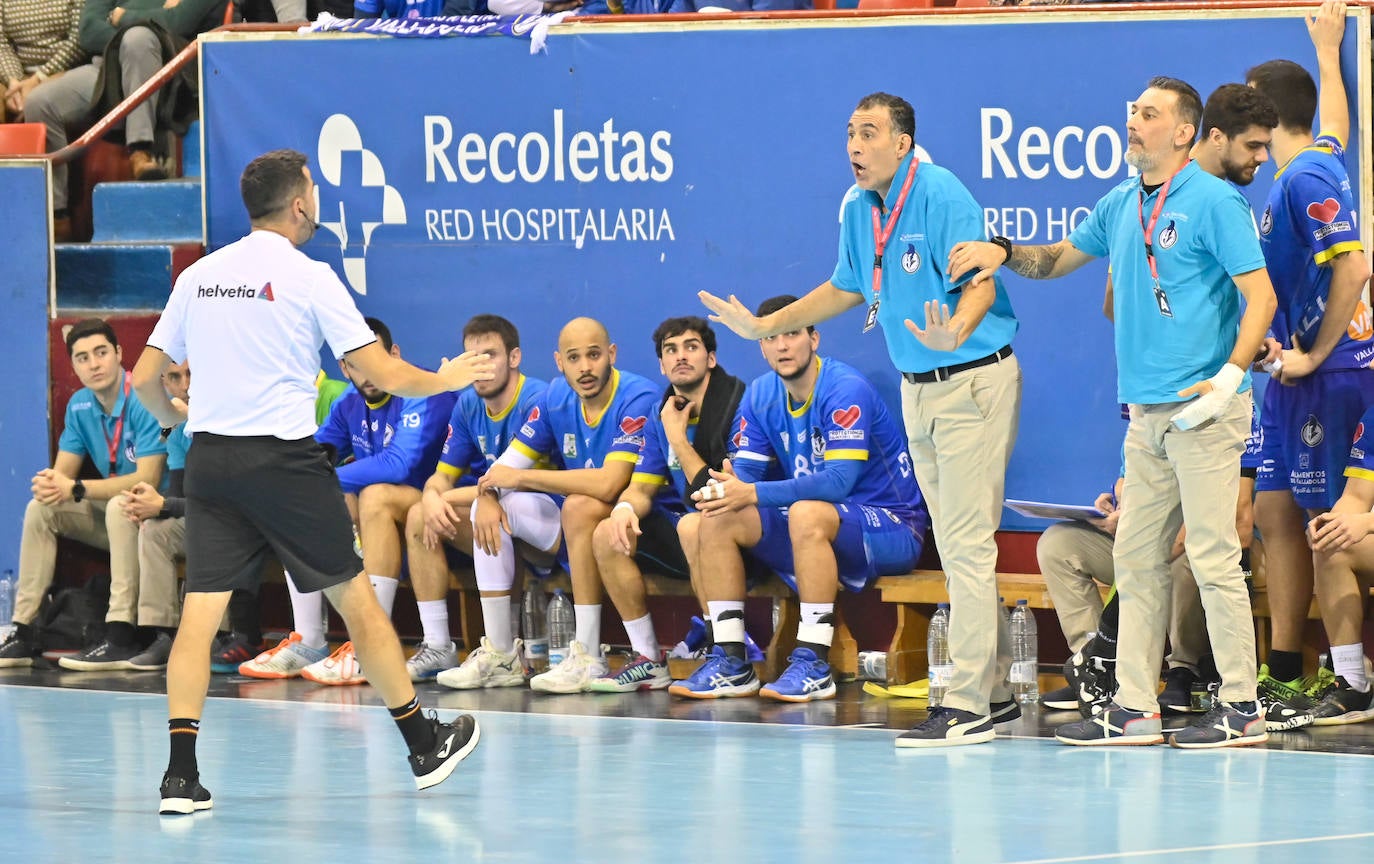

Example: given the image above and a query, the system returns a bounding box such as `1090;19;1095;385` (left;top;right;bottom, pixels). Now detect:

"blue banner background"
200;11;1365;529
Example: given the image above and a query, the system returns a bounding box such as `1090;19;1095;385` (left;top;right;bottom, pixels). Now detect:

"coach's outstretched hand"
438;350;497;391
699;291;767;339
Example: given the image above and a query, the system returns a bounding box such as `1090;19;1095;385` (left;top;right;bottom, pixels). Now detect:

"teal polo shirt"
57;371;168;477
1068;161;1265;405
831;152;1018;374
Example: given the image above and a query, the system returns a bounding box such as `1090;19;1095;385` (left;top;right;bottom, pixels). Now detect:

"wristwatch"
990;235;1013;263
72;479;86;503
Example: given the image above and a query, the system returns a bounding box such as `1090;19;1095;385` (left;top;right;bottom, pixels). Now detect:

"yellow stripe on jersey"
824;449;869;461
606;451;639;464
1344;466;1374;482
632;472;670;487
437;462;467;479
1314;240;1363;267
512;440;542;461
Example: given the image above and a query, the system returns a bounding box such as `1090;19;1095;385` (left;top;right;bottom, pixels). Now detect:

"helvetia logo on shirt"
258;282;275;302
315;114;409;297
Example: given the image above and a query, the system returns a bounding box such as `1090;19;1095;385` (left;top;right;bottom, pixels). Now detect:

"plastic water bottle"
522;585;549;671
1010;599;1039;704
927;603;953;708
0;570;14;640
858;651;888;682
546;589;574;667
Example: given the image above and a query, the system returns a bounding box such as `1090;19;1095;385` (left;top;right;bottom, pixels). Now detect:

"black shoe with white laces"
0;627;38;668
409;713;481;790
58;638;140;671
159;773;213;814
1309;678;1374;727
895;706;995;748
1066;635;1117;718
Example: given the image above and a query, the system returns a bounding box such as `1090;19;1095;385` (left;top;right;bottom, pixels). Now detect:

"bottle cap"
937;602;950;609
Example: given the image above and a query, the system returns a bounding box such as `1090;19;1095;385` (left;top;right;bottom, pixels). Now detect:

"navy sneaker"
668;645;760;699
0;627;38;668
1309;678;1374;727
159;773;213;815
760;647;836;703
58;638;140;671
1040;684;1079;711
990;699;1022;724
410;714;481;790
1055;702;1163;746
1158;666;1201;714
895;706;995;748
1169;701;1268;748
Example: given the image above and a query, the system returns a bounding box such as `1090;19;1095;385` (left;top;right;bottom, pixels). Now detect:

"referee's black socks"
390;697;437;754
168;718;200;778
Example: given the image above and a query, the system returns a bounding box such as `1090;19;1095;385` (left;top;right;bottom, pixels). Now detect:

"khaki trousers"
15;496;141;626
901;355;1021;715
137;516;185;628
1114;395;1256;710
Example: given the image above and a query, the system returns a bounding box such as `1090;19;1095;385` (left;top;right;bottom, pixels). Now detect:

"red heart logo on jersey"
620;416;647;435
832;405;862;429
1356;422;1366;443
527;407;540;422
1307;198;1341;224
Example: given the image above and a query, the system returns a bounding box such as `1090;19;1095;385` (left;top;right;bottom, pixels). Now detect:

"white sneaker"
530;641;608;694
407;640;459;681
301;641;367;686
436;637;527;690
237;632;330;679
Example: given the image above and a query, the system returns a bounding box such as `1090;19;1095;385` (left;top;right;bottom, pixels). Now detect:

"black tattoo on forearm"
1007;243;1064;279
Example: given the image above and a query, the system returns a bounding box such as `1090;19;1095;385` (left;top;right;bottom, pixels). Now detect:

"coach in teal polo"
702;92;1023;749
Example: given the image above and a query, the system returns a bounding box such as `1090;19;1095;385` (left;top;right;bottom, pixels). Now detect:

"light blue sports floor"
4;674;1374;863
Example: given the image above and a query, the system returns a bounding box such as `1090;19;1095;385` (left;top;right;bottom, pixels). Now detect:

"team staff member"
950;77;1277;748
702;92;1019;746
0;318;167;669
132;148;493;815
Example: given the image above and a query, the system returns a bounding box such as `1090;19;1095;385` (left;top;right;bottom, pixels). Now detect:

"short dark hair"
363;316;393;352
66;318;118;355
1147;76;1203;138
652;316;717;358
240;149;310;221
462;314;520;353
755;295;815;334
1200;84;1279;139
855;92;915;142
1246;59;1317;133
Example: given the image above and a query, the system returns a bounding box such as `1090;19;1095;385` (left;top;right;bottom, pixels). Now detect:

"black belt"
902;345;1013;384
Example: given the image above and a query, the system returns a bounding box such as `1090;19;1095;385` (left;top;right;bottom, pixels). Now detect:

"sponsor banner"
304;11;571;52
0;162;54;567
201;11;1367;528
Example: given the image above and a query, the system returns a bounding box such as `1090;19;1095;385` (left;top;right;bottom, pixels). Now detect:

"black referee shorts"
183;433;361;594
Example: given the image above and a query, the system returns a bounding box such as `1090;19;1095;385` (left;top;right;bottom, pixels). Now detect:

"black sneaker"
58;638;140;671
894;706;995;748
409;713;481;790
0;627;37;668
1040;684;1079;711
1066;635;1116;718
1309;677;1374;727
990;699;1022;724
159;772;213;814
1158;667;1200;714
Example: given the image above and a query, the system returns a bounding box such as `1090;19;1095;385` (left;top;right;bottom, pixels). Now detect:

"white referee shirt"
148;230;376;440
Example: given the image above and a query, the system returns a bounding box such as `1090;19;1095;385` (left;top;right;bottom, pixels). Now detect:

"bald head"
555;317;616;402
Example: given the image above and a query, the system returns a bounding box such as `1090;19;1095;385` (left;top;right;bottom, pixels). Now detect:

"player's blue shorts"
747;502;926;593
1255;368;1374;509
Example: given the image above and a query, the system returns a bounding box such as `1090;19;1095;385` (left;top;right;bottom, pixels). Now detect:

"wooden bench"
875;569;1110;686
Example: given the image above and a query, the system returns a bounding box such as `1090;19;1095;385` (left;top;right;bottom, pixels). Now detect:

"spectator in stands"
672;296;928;703
446;318;659;694
237;316;456;685
403;314;548;681
115;360;192;671
23;0;227;237
0;318;168;669
587;316;746;693
1;0;85;123
951;76;1276;748
1307;406;1374;725
438;0;584;16
1248;2;1374;729
702;93;1017;745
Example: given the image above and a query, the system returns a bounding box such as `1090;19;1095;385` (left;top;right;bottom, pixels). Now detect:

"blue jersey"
731;356;924;516
511;369;659;471
315;388;456;494
437;375;549;482
1258;133;1369;370
58;371;168;478
831;152;1018;374
632;411;702;507
1344;405;1374;483
1069;161;1265;405
355;0;443;18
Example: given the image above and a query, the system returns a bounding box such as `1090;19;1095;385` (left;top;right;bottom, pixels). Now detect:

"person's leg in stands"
1037;521;1115;653
21;63;99;232
128;514;185;671
118;27;168;180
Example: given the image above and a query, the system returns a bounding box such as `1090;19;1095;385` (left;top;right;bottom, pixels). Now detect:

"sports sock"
623;614;659;660
1266;650;1303;684
168;718;200;778
574;605;602;658
480;595;514;654
418;600;450;649
369;575;399;617
390;697;436;754
1332;643;1368;692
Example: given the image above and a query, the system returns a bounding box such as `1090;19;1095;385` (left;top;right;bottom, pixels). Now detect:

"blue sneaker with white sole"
668;645;760;699
760;647;836;703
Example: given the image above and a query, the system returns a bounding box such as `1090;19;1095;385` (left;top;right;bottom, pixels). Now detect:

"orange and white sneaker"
237;632;330;679
301;641;367;686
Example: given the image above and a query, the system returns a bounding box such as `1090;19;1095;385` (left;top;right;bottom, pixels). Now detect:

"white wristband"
613;501;635;516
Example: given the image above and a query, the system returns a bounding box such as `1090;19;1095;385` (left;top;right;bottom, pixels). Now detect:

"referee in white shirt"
132;149;494;815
